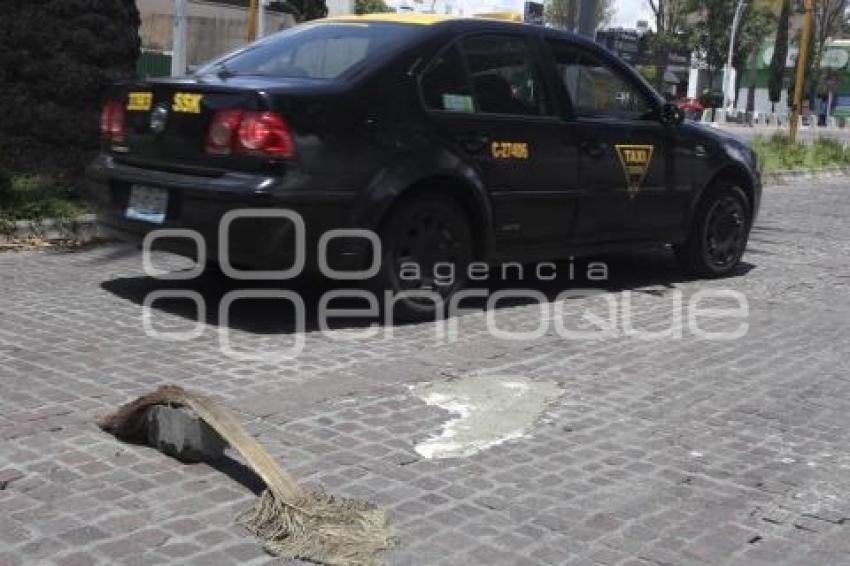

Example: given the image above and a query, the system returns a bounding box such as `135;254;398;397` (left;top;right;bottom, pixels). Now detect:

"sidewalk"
0;214;99;246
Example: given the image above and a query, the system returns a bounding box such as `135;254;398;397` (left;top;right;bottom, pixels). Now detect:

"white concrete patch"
412;375;563;460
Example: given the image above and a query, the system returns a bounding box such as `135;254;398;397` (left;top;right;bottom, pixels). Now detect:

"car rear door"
544;38;687;244
420;32;580;250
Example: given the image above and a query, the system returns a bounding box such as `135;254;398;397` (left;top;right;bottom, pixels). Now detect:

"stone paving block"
2;178;850;565
58;526;110;547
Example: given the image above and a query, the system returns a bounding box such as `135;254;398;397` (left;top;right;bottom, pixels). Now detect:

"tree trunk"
734;65;743;109
654;43;668;93
567;0;577;31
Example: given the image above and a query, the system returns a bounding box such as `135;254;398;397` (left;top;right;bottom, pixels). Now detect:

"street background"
1;176;848;565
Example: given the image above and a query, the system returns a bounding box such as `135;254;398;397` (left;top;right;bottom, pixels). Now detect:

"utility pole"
578;0;597;37
247;0;259;43
790;0;815;142
171;0;188;77
722;0;747;110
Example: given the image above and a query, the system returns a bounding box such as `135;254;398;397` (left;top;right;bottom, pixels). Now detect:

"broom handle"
180;390;303;502
99;385;303;503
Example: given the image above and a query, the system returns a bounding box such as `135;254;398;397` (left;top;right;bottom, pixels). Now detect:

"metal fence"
136;50;172;79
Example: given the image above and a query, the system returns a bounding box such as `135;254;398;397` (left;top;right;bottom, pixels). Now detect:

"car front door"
420;32;580;251
545;39;688;244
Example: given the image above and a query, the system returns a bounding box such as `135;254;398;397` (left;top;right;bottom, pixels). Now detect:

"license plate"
126;185;168;224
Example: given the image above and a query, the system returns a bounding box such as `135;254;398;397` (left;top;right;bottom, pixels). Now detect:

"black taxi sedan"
87;13;761;321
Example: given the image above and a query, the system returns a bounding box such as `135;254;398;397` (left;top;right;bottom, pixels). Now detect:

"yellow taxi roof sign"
321;13;457;26
473;11;524;22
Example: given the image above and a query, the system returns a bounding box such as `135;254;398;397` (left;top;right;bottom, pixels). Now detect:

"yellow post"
790;0;815;142
247;0;259;42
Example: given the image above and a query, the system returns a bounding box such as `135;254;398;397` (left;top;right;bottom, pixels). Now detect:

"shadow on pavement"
209;456;267;496
100;247;755;336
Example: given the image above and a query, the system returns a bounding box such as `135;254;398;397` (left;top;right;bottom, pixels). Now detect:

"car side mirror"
659;102;685;126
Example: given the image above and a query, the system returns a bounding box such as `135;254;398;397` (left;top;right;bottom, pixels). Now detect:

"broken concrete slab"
144;405;227;463
412;375;564;460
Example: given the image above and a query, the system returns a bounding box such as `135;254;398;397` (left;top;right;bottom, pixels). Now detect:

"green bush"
752;134;850;173
0;173;86;222
808;138;849;168
0;169;11;204
0;0;141;178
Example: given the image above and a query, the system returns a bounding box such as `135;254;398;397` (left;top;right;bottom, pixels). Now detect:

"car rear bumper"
86;154;360;271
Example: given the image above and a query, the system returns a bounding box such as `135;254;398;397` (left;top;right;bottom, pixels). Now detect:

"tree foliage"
646;0;690;88
734;5;776;72
0;0;141;176
687;0;776;98
737;5;776;109
355;0;394;14
768;0;790;105
273;0;328;22
647;0;688;41
815;0;849;53
688;0;736;75
810;0;849;95
544;0;614;31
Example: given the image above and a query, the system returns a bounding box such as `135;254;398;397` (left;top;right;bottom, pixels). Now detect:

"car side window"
547;40;652;120
461;34;550;116
421;44;475;113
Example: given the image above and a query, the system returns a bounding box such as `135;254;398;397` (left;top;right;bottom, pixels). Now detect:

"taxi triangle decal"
615;145;654;197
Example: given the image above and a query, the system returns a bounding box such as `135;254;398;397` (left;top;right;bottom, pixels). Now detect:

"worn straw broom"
98;385;395;566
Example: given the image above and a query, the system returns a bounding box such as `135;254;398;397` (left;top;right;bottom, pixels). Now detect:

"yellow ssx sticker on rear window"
491;142;529;160
615;145;654;196
172;93;203;114
126;92;153;112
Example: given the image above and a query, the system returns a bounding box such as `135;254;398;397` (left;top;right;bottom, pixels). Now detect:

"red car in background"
675;97;705;120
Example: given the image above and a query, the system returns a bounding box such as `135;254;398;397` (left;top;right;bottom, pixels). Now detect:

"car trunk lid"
110;78;291;174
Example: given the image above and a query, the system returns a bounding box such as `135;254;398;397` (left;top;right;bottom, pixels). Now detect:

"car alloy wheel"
703;195;747;270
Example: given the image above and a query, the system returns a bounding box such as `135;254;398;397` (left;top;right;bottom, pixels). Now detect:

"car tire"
370;194;474;323
675;183;751;278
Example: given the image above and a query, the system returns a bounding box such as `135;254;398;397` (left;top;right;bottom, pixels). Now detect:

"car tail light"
100;101;126;144
238;112;294;156
205;109;295;158
205;109;243;155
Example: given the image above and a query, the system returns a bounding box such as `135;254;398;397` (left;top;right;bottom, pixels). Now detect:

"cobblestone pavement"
1;177;849;566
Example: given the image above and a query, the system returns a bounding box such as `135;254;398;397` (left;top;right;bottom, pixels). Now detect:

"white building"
138;0;295;66
380;0;525;18
326;0;355;17
388;0;459;15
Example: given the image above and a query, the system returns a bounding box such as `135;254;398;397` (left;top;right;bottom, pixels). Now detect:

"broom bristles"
240;489;396;566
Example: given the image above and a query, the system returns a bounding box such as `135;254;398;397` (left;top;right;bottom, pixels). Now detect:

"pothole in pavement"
411;374;564;460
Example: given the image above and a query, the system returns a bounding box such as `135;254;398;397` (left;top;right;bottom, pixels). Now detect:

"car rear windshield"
196;22;423;81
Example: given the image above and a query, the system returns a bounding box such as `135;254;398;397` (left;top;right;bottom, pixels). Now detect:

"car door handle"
580;140;608;159
455;133;490;154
